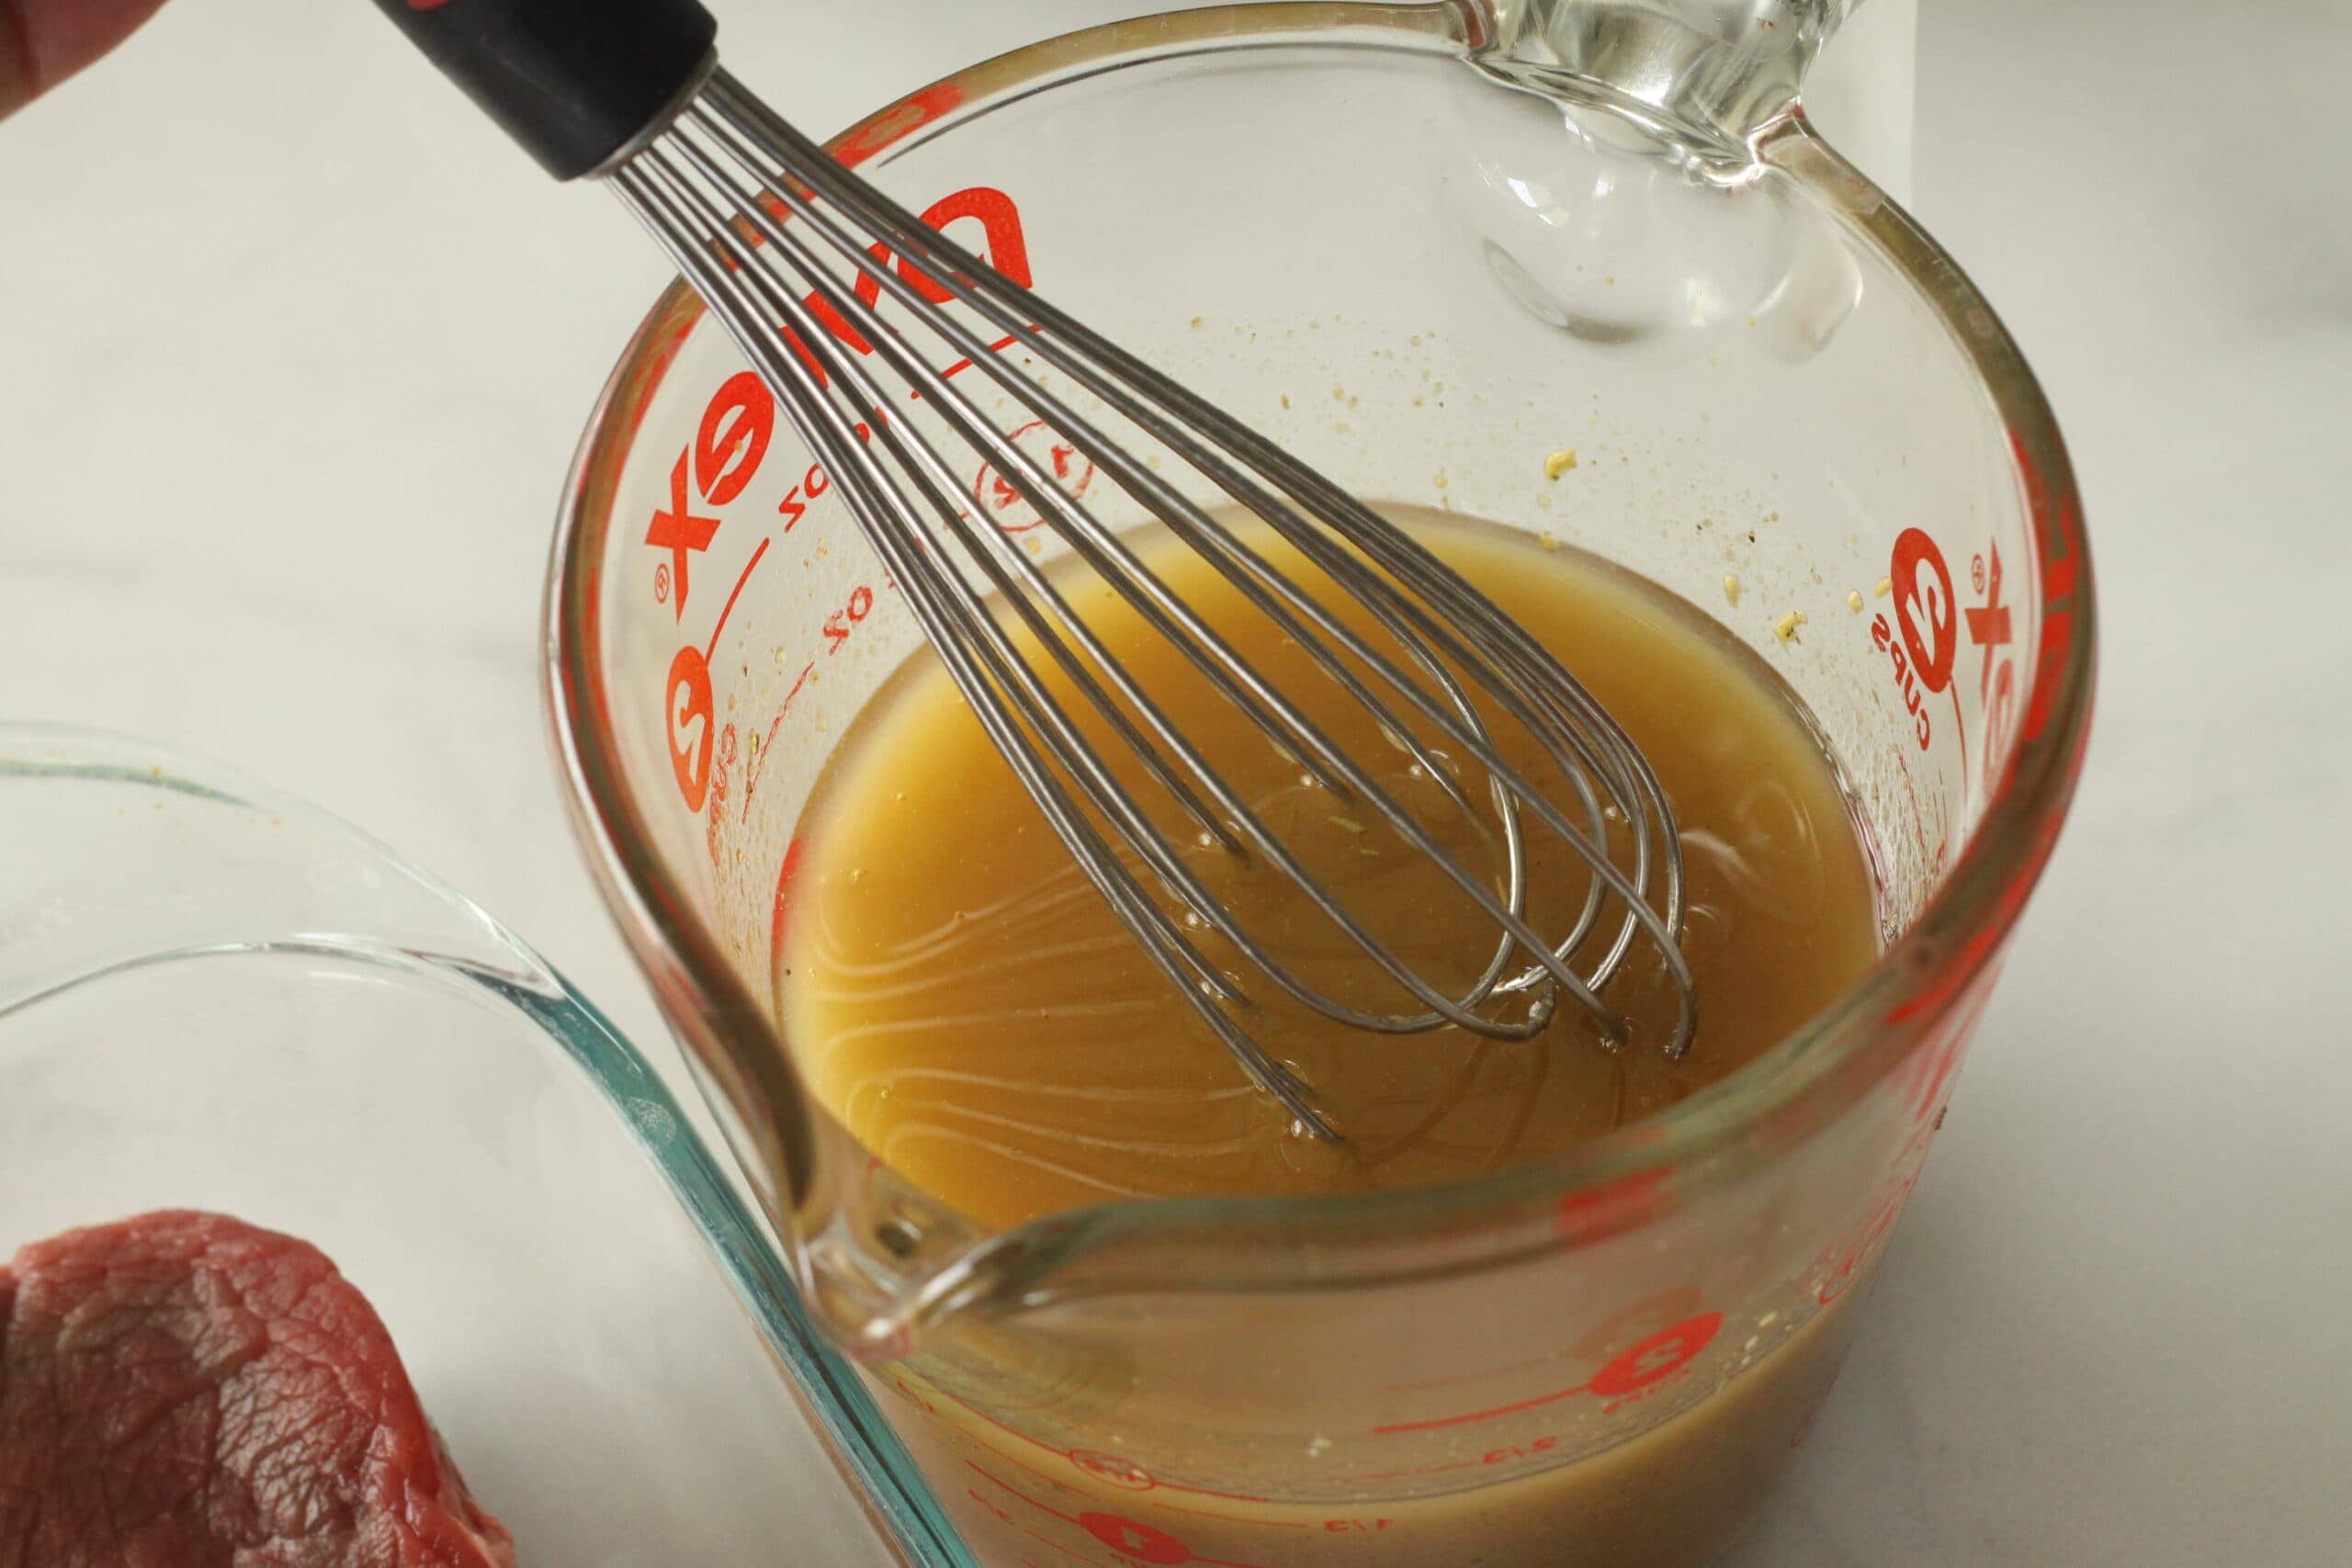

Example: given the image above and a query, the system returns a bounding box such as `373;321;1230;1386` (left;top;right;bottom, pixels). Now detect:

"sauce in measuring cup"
778;505;1877;1224
882;1287;1860;1568
769;504;1880;1564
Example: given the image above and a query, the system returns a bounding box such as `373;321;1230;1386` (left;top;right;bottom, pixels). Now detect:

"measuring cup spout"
1474;0;1864;149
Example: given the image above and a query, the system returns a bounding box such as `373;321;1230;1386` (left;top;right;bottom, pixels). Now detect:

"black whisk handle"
368;0;717;180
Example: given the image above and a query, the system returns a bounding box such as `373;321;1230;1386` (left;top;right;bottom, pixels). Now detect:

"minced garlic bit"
1847;590;1865;612
1544;448;1579;480
1873;577;1893;597
1539;532;1561;552
1773;610;1807;643
1190;315;1204;327
1724;574;1741;607
1279;392;1291;410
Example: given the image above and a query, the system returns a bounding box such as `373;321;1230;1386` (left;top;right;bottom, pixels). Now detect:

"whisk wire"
614;159;1347;1134
665;160;1556;1049
616;69;1700;1136
687;79;1692;998
370;0;1702;1140
665;120;1627;1047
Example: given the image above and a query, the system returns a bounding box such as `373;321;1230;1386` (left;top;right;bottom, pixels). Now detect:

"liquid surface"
778;506;1877;1227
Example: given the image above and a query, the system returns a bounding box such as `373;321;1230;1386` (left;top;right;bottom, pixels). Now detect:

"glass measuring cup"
546;4;2095;1562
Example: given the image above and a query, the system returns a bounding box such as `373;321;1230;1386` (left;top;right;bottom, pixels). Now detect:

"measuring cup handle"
1478;0;1868;147
365;0;717;180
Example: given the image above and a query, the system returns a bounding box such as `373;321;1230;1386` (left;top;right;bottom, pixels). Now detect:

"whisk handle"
368;0;717;180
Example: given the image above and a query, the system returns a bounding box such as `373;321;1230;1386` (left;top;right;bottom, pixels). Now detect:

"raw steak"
0;1211;518;1567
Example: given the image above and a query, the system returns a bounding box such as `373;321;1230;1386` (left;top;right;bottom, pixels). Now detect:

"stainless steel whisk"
375;0;1696;1140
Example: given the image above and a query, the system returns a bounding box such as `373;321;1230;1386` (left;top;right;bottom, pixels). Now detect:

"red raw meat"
0;1211;518;1567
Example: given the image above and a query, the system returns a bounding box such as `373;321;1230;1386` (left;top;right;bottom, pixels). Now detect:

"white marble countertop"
3;2;2345;1563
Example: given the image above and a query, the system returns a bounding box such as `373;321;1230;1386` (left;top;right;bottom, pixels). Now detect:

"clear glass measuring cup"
546;5;2095;1563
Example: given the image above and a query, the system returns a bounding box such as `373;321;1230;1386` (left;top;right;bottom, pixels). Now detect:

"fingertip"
0;0;171;118
0;6;35;118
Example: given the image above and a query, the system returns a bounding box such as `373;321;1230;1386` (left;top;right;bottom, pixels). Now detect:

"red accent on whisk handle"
368;0;717;180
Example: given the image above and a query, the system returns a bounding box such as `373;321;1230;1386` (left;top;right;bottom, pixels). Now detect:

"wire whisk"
375;0;1695;1141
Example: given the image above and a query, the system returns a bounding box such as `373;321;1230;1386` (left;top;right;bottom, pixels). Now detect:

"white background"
3;2;2346;1563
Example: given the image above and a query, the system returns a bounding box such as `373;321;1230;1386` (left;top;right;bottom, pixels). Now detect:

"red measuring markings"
1373;1291;1699;1399
1482;1436;1557;1468
964;1486;1015;1528
974;419;1099;533
778;439;861;531
1371;1311;1724;1435
1339;1458;1483;1485
649;451;721;620
649;372;776;620
833;82;965;171
823;581;879;653
665;646;718;813
2026;545;2079;744
1553;1166;1671;1246
1574;1284;1711;1364
665;190;1033;552
1589;1314;1722;1400
697;371;775;506
1082;1517;1195;1567
885;1372;935;1417
754;186;1034;399
964;1463;1272;1568
720;569;892;840
1885;694;2078;1037
803;196;1032;352
1871;527;1960;757
961;1487;1074;1566
1877;524;2031;793
1890;528;1958;696
1069;1450;1157;1492
663;537;770;812
1966;540;2020;797
927;1385;1279;1510
774;326;1029;532
1965;542;2013;694
937;331;1030;389
742;661;815;829
2007;430;2085;750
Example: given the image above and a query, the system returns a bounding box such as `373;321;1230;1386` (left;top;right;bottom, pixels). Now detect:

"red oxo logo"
646;186;1032;616
647;371;775;620
1889;527;1958;696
